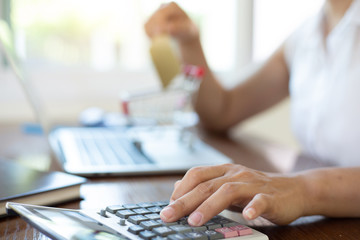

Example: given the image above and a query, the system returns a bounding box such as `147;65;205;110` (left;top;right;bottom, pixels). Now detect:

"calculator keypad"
101;201;253;240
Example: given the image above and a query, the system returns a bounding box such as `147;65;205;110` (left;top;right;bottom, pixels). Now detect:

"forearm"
299;167;360;218
178;38;230;131
182;42;290;132
223;49;290;127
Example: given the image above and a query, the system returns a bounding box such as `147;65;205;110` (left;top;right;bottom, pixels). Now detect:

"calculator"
6;201;268;240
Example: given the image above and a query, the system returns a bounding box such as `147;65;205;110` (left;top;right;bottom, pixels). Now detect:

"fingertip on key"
243;208;256;220
188;211;203;226
160;206;175;221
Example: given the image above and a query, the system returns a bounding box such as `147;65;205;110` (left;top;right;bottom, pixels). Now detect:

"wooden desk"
1;124;360;239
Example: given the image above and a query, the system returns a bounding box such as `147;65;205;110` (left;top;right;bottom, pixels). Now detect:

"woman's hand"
144;2;199;45
160;163;308;225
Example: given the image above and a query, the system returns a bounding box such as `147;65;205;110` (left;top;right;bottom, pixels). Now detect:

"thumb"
243;194;271;221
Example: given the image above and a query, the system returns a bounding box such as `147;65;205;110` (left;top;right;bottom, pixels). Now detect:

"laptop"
0;20;232;176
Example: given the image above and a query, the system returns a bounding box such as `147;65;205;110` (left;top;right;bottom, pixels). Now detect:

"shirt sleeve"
283;15;320;71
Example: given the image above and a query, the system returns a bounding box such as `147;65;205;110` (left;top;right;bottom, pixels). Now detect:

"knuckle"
232;168;260;181
187;166;206;182
169;2;178;8
188;165;205;173
176;199;186;209
196;181;216;195
255;193;269;202
220;182;238;195
220;163;234;168
174;198;187;211
239;170;255;179
174;180;181;188
220;163;234;170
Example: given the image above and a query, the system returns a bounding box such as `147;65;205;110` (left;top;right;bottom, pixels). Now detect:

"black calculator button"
139;230;157;240
169;225;192;233
152;226;176;237
128;215;149;225
106;205;125;214
167;233;190;240
116;209;137;219
140;220;162;230
148;206;163;213
128;225;145;235
184;232;208;240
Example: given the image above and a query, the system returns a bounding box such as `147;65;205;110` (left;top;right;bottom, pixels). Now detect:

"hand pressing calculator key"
6;201;268;240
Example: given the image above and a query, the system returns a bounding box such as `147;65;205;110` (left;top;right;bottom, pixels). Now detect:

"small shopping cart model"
120;65;205;126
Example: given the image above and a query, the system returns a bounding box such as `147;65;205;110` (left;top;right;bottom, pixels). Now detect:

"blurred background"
0;0;324;150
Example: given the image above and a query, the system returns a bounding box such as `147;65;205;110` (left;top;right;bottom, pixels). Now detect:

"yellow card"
150;35;181;89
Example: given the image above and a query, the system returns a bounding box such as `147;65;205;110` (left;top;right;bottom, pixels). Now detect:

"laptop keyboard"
51;126;232;176
98;201;256;240
73;129;153;166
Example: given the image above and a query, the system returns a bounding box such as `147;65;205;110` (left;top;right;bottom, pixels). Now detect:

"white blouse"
285;0;360;166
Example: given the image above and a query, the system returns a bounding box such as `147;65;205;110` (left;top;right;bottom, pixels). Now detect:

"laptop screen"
0;20;48;133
